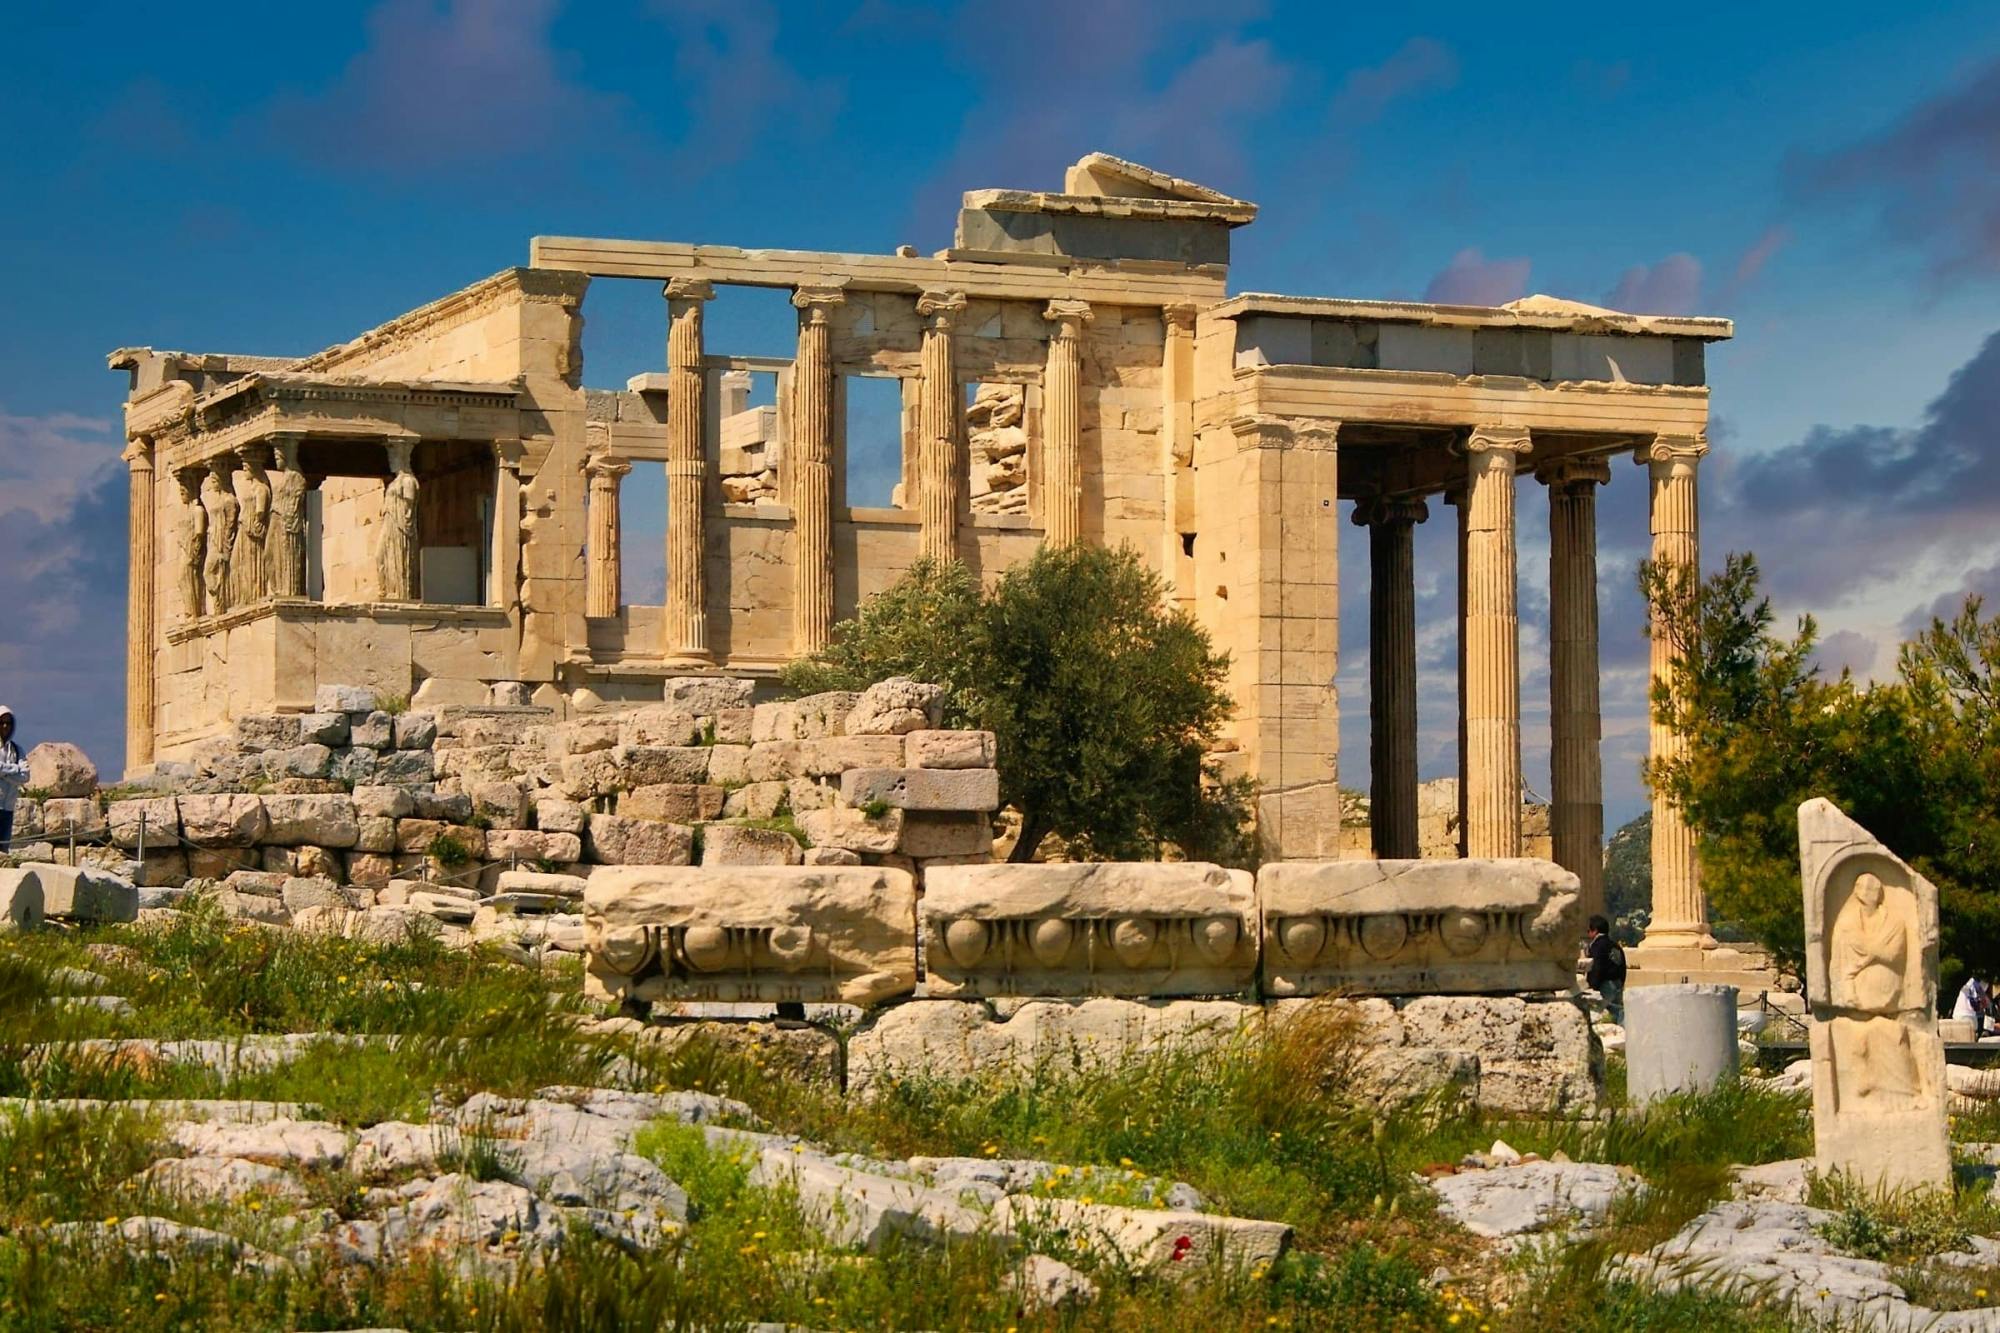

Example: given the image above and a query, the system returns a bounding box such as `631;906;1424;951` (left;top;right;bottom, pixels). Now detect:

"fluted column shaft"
1042;299;1092;547
1542;457;1610;918
916;290;966;564
1445;483;1469;856
585;455;631;618
1357;496;1427;858
1643;434;1711;944
1462;425;1531;858
124;436;156;773
664;278;714;661
790;285;844;654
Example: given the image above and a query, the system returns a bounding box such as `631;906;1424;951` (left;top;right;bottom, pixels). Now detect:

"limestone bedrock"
584;865;918;1007
1258;857;1581;996
1799;798;1951;1193
920;862;1257;999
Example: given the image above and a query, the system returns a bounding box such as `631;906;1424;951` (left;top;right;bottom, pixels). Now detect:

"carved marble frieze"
919;863;1258;998
583;865;917;1007
1258;859;1580;996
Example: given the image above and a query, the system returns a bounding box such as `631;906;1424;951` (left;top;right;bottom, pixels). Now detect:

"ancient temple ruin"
110;153;1730;946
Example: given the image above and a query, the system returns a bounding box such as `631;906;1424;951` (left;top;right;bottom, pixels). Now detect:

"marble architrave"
1259;858;1581;996
919;863;1258;999
583;865;917;1007
1799;797;1950;1193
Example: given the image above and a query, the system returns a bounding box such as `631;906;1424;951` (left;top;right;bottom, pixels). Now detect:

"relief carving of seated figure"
1828;871;1926;1109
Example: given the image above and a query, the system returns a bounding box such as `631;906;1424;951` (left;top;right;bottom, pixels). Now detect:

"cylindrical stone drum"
1625;982;1739;1105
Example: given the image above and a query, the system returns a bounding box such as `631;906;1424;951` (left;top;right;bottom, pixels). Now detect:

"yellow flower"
752;1230;767;1240
247;1200;261;1212
982;1143;999;1156
104;1216;119;1227
1079;1195;1093;1205
1119;1157;1134;1167
154;1294;167;1303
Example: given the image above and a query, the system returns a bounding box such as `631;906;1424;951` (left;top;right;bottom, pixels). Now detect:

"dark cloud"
1423;248;1530;305
1710;328;2000;605
1901;555;2000;636
1793;54;2000;281
1603;252;1702;315
1816;628;1880;678
1331;37;1459;124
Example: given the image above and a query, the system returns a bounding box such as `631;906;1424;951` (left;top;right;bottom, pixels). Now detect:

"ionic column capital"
122;433;155;468
916;289;967;326
586;453;633;481
664;277;716;304
1227;414;1339;450
1043;298;1094;332
1639;432;1709;466
1462;423;1534;457
1351;494;1429;528
1162;302;1199;331
792;284;848;320
1535;456;1613;490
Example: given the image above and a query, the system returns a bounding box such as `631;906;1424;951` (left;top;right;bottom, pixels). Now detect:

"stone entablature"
113;151;1731;971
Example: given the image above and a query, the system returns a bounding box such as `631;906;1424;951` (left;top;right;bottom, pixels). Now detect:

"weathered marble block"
1258;858;1580;996
583;865;917;1007
1800;798;1950;1193
920;863;1257;998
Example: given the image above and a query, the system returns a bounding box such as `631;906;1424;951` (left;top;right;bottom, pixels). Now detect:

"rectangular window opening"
842;374;906;510
718;367;784;505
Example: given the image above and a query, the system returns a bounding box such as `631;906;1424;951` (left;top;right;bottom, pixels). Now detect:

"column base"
660;651;716;669
1626;935;1786;995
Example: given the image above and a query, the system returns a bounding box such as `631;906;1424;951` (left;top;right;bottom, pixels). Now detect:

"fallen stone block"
493;869;588;899
1429;1160;1634;1239
661;676;755;714
751;692;859;742
25;863;138;923
848;997;1257;1094
1258;858;1581;996
731;1133;987;1251
584;864;917;1007
316;684;378;713
905;729;996;770
26;741;97;797
920;862;1256;998
131;1155;308;1206
844;678;944;736
0;869;44;931
993;1196;1289;1275
169;1116;351;1169
841;767;999;813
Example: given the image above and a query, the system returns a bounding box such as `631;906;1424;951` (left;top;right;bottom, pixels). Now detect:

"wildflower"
1119;1157;1134;1167
1447;1318;1460;1327
104;1216;119;1227
247;1200;261;1212
982;1143;999;1157
155;1294;167;1303
752;1230;767;1240
1171;1235;1193;1262
337;975;348;983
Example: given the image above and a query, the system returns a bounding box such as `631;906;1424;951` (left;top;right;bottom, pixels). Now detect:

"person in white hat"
0;707;26;850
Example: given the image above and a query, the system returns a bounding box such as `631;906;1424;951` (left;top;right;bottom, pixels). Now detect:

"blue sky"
5;1;1999;828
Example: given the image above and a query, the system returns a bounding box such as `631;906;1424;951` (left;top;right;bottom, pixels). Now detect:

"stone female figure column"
175;468;207;620
200;457;238;615
229;444;272;608
378;439;420;602
267;436;308;598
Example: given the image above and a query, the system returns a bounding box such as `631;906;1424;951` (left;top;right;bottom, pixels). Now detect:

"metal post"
137;809;147;864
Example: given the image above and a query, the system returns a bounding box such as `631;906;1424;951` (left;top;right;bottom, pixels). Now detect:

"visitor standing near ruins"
0;707;27;850
1954;974;1992;1038
1585;914;1627;1025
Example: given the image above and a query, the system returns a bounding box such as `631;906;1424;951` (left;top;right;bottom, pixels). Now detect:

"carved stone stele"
1258;859;1581;996
920;863;1258;999
583;865;917;1007
1800;797;1949;1193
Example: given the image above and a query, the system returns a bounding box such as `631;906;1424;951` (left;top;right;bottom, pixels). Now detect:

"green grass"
0;924;1821;1331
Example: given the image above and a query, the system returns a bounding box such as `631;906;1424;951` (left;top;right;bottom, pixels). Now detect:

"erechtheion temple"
109;153;1732;962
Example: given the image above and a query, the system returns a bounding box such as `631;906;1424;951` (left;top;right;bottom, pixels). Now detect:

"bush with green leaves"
1642;554;2000;984
783;545;1255;864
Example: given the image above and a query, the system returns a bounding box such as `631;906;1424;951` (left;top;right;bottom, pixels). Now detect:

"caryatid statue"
267;436;308;598
175;469;206;620
229;444;272;607
200;457;239;615
377;439;420;602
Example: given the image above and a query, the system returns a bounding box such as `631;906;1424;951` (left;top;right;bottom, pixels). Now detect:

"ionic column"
916;289;967;564
1042;299;1092;547
664;278;715;662
1355;495;1427;859
124;435;157;773
585;454;631;618
791;284;845;654
1443;481;1469;856
1162;303;1197;605
1641;433;1711;946
1540;456;1611;918
1461;425;1532;858
378;438;419;602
